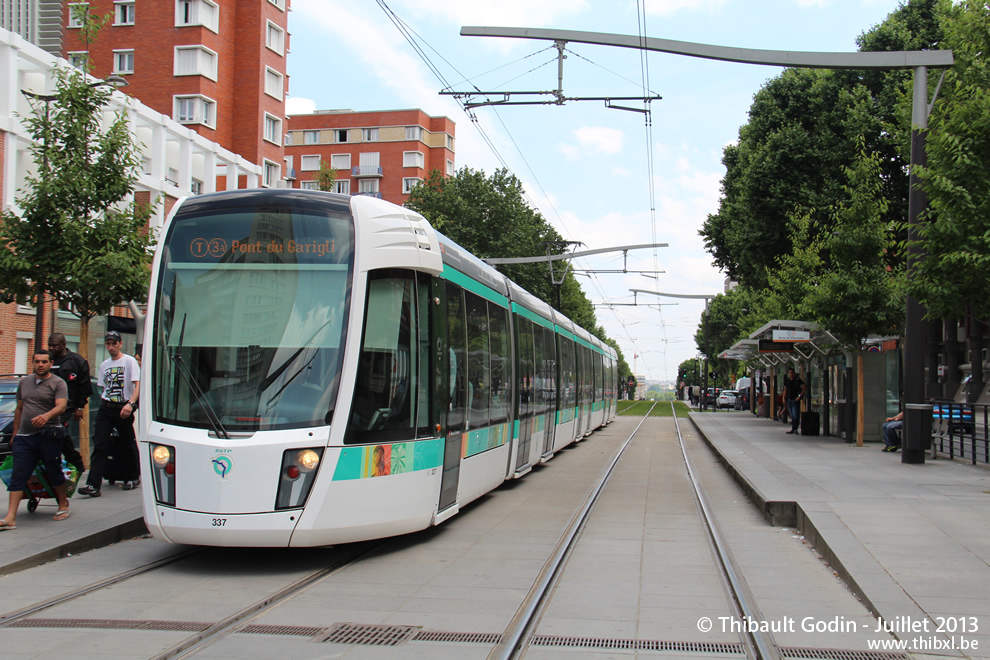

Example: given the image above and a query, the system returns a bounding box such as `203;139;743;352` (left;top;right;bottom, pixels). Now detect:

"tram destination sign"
759;340;796;353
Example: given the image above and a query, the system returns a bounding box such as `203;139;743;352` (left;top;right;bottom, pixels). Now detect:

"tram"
140;189;617;546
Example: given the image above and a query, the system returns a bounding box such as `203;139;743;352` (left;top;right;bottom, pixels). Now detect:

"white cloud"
558;126;624;160
285;96;316;116
643;0;729;17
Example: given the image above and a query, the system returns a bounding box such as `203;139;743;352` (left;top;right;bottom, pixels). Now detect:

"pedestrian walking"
0;350;70;529
47;333;92;476
78;332;141;497
783;367;806;435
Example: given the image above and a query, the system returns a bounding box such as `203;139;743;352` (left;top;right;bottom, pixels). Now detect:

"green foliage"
768;143;902;349
315;161;338;192
405;166;600;332
911;0;990;320
700;0;946;290
692;287;765;380
0;67;155;326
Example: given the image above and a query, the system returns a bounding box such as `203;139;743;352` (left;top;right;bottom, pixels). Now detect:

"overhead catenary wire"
376;0;672;379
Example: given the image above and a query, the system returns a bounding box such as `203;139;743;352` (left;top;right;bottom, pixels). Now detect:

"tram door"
439;284;466;512
538;326;556;457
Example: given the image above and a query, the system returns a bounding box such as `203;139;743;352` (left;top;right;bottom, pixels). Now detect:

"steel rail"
157;539;389;660
0;547;204;628
489;403;657;659
673;406;781;660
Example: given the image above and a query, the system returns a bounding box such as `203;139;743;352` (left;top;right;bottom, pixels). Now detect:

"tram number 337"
212;518;227;527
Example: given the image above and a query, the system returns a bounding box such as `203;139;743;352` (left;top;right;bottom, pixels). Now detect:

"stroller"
0;456;79;513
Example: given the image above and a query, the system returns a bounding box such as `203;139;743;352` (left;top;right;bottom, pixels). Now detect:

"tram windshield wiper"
170;314;231;440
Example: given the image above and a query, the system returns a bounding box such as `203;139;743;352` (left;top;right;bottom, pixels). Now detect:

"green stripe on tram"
442;266;509;307
511;303;554;330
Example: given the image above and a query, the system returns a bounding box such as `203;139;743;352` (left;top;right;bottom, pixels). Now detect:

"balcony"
352;165;383;178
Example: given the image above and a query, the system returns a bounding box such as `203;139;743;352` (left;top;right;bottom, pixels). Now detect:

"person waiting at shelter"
882;411;903;452
784;367;806;435
0;350;71;530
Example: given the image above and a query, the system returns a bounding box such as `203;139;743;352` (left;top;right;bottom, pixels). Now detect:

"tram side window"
446;285;467;435
533;326;550;416
559;335;575;409
466;291;491;429
348;271;418;443
489;304;510;424
516;317;534;419
416;274;432;436
596;352;604;402
543;328;557;408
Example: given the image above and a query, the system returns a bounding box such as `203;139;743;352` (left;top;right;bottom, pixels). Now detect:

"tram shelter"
721;320;841;437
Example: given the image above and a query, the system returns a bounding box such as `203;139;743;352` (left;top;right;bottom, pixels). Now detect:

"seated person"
882;411;903;452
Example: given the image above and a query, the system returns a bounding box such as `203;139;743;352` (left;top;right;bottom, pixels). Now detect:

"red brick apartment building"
285;109;456;206
62;0;289;186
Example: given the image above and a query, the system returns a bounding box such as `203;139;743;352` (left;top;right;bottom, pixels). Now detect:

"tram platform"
0;475;146;575
691;410;990;652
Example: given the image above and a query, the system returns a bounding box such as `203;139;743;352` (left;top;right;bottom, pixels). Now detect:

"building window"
268;0;285;9
68;52;88;70
403;151;425;168
362;128;378;142
174;45;218;80
303;130;319;144
333;130;348;143
446;159;455;176
405;126;423;141
403;177;422;194
300;155;320;171
264;67;284;100
263;160;280;188
174;95;216;128
330;153;350;170
266;21;285;55
446;135;455;150
67;3;88;28
176;0;219;32
114;1;135;25
264;113;282;144
333;180;350;194
113;50;134;74
358;179;379;194
191;179;204;195
300;181;318;190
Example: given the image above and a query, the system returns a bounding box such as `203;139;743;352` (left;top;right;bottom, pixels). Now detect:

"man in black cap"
48;333;92;476
78;332;141;497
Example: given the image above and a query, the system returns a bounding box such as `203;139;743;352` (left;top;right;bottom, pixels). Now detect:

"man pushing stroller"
0;350;71;530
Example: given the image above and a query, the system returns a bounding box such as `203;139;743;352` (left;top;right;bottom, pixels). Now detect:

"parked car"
717;390;737;409
0;374;22;459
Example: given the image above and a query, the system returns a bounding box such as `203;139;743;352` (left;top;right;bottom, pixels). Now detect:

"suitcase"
103;430;140;484
801;411;820;436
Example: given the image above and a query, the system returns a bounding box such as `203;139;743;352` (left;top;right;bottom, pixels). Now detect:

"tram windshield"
153;201;354;433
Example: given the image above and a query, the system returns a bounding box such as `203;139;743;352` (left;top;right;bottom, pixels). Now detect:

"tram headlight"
297;449;320;472
276;447;325;510
150;443;176;507
152;445;172;467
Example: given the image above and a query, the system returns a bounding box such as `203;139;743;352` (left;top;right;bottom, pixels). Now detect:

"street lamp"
20;74;128;356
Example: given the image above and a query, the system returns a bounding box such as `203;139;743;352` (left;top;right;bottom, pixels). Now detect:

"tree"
0;66;156;361
911;0;990;321
700;0;946;289
315;160;338;192
406;167;599;330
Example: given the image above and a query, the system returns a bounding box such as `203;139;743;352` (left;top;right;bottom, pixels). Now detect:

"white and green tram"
141;189;617;546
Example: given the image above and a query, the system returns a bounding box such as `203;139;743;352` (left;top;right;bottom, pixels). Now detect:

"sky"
285;0;905;383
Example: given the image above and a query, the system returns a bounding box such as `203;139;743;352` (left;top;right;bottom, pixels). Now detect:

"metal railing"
929;400;990;465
